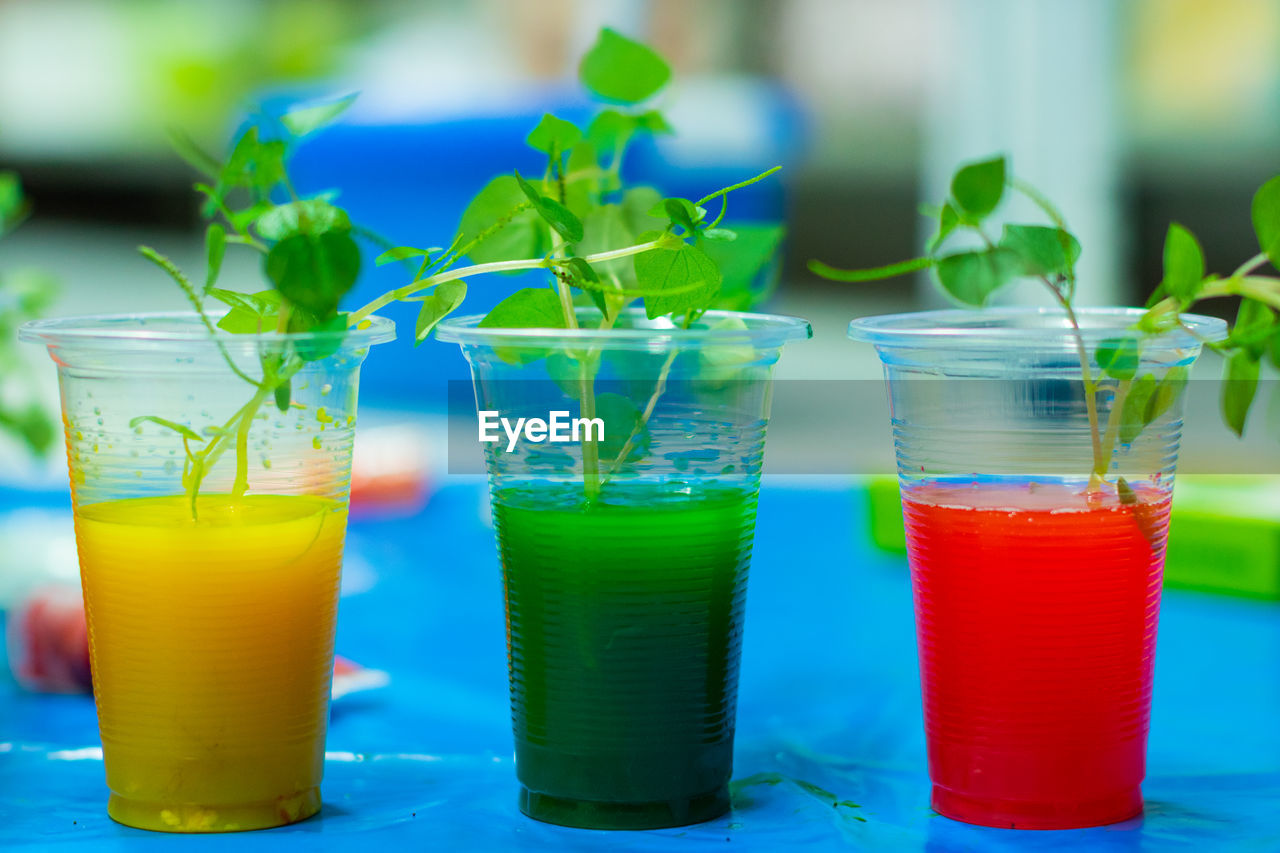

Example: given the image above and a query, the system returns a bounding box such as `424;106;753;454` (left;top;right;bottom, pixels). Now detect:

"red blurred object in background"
349;423;434;519
8;586;92;693
8;589;389;700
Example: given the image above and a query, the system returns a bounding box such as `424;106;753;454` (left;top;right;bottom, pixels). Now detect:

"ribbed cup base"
518;785;729;830
932;784;1142;830
107;786;321;833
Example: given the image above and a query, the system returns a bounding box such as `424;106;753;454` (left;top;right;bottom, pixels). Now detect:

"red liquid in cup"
901;480;1171;829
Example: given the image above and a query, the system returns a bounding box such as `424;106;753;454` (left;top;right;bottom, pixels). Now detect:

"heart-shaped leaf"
950;156;1005;219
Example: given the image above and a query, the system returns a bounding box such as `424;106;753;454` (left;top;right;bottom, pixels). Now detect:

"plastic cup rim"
435;307;813;348
19;312;397;349
847;306;1227;350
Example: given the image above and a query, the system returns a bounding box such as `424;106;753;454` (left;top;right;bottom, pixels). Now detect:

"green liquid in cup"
492;482;759;829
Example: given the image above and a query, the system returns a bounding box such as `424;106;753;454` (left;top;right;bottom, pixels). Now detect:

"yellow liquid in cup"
73;494;346;832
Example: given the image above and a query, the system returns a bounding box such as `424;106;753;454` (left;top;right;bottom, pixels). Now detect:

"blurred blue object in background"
280;81;806;407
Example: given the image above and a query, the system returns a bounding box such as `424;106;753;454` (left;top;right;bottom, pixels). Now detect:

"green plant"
350;27;781;335
0;171;57;455
137;94;371;518
143;27;785;512
811;155;1280;491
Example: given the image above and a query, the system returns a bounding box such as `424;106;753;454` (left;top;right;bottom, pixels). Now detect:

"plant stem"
578;361;601;500
1231;252;1270;280
599;349;678;490
978;224;1104;486
346;240;664;328
1039;278;1105;484
1093;378;1133;479
139;246;262;388
180;356;303;520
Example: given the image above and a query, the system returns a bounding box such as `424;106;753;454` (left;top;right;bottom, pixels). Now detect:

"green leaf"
166;127;221;178
221;127;287;192
216;307;267;334
926;202;959;253
1116;477;1138;505
579;28;671;104
636;243;722;319
210;288;281;333
1150;365;1189;423
415;280;467;343
565;257;598;283
1159;223;1205;302
204;224;226;292
274;377;292;413
1223;350;1260;437
0;171;29;235
256;199;351;241
1000;224;1081;277
933;248;1019;306
375;246;431;266
620;186;664;234
207;287;261;313
0;172;19;216
514;172;584;243
576;205;636;281
703;228;737;242
593;392;649;462
585;109;671;150
810;256;933;283
950;156;1006;219
544;351;586;399
264;231;360;318
215;303;274;333
289;311;348;361
455;175;547;265
1231;298;1275;359
1096;336;1140;381
1119;373;1157;444
705;224;785;310
526;113;582;155
2;268;57;316
657;198;704;234
12;404;53;455
479;287;567;329
561;141;602;217
129;415;204;443
281;93;358;137
1252;174;1280;266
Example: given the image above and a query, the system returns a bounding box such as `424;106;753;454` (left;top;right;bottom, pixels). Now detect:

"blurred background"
1;0;1279;481
4;4;1280;837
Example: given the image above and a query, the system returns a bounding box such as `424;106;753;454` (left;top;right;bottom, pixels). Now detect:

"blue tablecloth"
3;482;1279;850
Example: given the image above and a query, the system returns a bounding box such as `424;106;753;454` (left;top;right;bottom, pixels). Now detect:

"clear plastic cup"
20;313;394;832
438;307;810;829
849;307;1225;829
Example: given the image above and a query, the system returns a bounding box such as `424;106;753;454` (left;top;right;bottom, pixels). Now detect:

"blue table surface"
3;481;1279;850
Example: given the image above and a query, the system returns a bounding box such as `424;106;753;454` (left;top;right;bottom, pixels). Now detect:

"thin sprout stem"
694;166;781;208
346;240;664;328
1231;252;1271;280
973;226;1104;482
138;246;263;388
1093;378;1133;479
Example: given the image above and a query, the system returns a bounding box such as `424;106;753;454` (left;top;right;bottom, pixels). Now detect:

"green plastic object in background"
867;477;907;553
863;475;1280;601
1162;476;1280;600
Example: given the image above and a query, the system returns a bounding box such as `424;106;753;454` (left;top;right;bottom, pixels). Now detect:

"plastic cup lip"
847;306;1227;351
18;312;397;351
435;307;813;350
